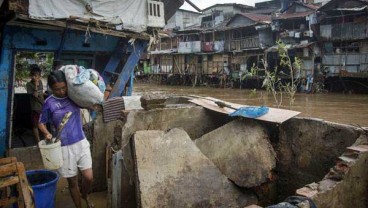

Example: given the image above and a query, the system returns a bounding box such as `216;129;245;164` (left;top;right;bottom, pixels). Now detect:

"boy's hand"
45;133;53;140
35;79;40;87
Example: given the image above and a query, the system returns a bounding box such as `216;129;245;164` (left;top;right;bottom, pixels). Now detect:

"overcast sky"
180;0;270;12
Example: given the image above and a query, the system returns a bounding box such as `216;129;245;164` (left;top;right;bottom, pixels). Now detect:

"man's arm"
38;123;52;141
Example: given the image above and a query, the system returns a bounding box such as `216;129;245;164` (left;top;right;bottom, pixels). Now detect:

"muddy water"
133;84;368;127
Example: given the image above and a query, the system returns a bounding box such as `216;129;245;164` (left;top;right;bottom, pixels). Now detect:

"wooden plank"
109;41;147;97
188;97;300;124
0;163;17;177
15;162;33;208
0;157;17;165
0;196;18;206
0;176;20;188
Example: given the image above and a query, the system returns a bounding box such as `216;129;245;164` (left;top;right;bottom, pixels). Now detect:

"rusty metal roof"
273;10;315;20
318;0;368;12
238;13;271;23
202;3;254;12
294;2;320;10
273;1;319;20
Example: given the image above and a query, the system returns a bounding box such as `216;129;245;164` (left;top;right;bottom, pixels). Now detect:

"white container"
38;140;63;170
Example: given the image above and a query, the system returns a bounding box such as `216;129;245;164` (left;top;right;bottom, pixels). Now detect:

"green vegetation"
15;52;54;82
262;40;302;108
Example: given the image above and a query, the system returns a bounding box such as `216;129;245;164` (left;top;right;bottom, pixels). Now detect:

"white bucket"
38;140;63;170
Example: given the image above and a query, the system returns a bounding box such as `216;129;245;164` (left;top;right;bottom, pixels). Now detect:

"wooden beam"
109;40;148;97
15;14;150;40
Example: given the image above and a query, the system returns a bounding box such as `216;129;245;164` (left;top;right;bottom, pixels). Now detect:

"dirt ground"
55;178;106;208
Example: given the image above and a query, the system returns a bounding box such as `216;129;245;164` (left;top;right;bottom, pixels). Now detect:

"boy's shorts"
31;111;40;127
58;139;92;178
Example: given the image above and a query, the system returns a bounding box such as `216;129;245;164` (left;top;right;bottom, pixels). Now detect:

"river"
133;84;368;127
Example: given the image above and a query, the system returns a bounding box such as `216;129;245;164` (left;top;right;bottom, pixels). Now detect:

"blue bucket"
26;170;59;208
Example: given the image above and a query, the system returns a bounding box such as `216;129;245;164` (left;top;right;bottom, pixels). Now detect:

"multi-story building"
165;9;202;31
269;1;320;78
147;0;368;92
318;0;368;92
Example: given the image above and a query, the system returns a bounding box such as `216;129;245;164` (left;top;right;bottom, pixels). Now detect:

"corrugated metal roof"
239;13;271;23
294;2;320;10
318;0;368;12
202;3;254;12
249;7;279;15
273;1;319;20
274;11;315;19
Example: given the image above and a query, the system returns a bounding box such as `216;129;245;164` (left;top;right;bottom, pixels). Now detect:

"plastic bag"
229;106;269;118
60;65;105;108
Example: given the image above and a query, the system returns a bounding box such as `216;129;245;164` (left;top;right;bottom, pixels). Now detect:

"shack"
317;0;368;93
0;0;183;158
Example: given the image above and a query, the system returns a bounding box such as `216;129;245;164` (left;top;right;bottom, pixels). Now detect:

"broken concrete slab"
133;128;255;207
277;117;363;199
120;106;229;148
195;119;276;188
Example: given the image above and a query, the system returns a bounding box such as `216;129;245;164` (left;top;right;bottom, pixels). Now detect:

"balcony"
202;42;214;52
159;42;173;51
229;36;260;51
320;22;368;41
178;41;201;53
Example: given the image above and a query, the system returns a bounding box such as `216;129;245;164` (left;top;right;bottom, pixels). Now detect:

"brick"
296;187;318;198
347;145;368;153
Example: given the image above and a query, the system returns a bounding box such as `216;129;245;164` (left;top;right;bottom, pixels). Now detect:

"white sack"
61;65;104;108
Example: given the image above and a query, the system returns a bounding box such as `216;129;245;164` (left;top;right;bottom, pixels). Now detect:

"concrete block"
133;128;254;207
120;106;228;148
195;119;276;188
140;94;167;105
8;146;43;170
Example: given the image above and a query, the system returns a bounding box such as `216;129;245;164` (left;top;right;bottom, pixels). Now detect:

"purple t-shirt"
39;95;85;146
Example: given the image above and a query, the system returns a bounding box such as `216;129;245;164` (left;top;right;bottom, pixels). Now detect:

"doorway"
11;51;54;148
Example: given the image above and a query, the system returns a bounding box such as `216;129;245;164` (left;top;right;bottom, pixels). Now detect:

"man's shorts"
58;139;92;178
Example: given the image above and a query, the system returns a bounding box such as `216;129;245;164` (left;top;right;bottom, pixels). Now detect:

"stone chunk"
133;128;253;208
195;119;276;188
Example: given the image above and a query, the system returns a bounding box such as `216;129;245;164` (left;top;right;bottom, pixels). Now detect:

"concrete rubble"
296;135;368;208
90;97;368;208
195;119;276;188
133;128;257;207
276;117;363;198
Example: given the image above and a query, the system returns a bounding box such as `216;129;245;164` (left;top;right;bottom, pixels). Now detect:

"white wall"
165;10;201;30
